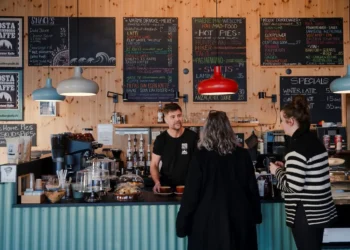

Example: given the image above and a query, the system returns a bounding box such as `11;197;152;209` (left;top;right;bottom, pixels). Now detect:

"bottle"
323;130;330;151
133;134;137;148
257;174;271;198
335;129;342;151
133;146;139;170
138;134;145;171
258;138;264;155
126;135;132;160
127;134;131;150
146;144;151;175
157;101;164;123
126;155;133;173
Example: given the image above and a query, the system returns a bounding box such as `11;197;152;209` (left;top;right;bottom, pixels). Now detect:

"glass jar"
76;161;110;193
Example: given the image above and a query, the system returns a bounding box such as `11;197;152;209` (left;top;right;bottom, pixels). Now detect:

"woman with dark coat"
176;110;262;250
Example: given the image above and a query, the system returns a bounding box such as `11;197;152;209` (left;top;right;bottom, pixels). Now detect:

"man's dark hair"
163;103;182;115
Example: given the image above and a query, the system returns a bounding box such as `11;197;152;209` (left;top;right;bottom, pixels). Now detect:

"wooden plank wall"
0;0;349;164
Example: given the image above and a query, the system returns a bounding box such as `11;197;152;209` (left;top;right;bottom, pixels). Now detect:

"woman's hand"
274;161;284;168
269;162;281;175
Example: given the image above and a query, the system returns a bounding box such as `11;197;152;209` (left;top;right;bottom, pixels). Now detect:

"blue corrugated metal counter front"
0;183;348;250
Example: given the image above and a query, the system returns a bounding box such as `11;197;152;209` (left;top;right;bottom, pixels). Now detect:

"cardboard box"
21;194;46;204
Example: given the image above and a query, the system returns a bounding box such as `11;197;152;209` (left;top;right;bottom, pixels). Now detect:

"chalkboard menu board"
123;17;178;102
280;76;341;124
28;17;115;66
261;18;343;66
0;124;37;147
193;18;247;102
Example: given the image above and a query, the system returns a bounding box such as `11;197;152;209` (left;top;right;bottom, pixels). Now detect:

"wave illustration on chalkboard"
52;49;69;66
70;52;116;66
0;92;12;102
0;40;13;50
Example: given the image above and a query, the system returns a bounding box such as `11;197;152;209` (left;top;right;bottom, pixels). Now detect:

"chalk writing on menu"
280;76;341;124
28;17;116;66
261;18;343;66
123;18;178;102
192;18;247;102
28;17;69;66
0;124;37;147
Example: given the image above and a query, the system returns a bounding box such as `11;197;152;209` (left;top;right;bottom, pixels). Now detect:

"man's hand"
153;181;161;193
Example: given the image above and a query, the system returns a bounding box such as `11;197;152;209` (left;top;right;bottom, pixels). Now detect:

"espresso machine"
263;130;287;155
51;133;102;180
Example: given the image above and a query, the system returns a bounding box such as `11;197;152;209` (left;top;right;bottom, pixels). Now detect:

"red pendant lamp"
197;1;239;96
198;66;239;95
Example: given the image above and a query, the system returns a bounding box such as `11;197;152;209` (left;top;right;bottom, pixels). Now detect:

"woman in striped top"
270;95;337;250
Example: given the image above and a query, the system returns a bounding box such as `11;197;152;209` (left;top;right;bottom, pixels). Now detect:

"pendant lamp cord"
47;0;50;77
216;0;219;66
77;0;79;65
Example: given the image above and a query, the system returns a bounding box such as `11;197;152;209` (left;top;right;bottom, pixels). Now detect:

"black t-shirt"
153;128;198;186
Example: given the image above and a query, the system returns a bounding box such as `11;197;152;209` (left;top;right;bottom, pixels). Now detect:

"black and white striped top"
275;126;337;227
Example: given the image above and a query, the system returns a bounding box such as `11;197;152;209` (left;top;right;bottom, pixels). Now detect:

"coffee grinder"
51;134;67;171
111;149;124;175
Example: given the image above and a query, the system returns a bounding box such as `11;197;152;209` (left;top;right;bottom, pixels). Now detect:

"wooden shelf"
113;123;259;128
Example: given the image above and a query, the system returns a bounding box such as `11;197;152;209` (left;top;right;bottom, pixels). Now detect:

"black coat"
176;147;262;250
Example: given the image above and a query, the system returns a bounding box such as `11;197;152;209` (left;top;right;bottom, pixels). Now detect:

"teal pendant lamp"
330;65;350;93
32;77;65;101
31;0;65;102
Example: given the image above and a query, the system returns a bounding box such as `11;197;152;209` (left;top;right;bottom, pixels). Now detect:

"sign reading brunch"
0;17;23;68
0;69;23;121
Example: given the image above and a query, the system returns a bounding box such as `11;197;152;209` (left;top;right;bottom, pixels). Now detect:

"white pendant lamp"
57;0;99;97
57;67;99;96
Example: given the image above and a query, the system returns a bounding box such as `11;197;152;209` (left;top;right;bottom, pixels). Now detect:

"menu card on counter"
261;18;343;66
193;18;247;102
28;17;116;66
280;76;341;124
123;17;178;102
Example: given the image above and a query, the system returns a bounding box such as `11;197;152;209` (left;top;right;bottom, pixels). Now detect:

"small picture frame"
1;164;16;183
39;101;56;116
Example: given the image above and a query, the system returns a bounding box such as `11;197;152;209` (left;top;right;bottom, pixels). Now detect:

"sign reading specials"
0;69;23;121
0;17;23;68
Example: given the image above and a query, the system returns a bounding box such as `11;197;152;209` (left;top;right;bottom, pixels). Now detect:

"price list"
123;17;178;102
261;18;343;66
192;18;247;102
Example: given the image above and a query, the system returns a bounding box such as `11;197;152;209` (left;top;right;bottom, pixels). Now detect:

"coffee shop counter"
0;184;299;250
0;158;298;250
12;190;285;207
1;158;348;250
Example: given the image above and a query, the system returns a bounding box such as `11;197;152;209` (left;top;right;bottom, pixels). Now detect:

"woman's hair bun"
292;95;309;112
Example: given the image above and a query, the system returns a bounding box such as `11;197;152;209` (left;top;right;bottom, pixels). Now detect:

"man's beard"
172;122;182;130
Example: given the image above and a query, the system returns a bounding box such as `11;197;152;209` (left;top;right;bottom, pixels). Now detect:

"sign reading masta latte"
0;70;23;121
0;17;23;68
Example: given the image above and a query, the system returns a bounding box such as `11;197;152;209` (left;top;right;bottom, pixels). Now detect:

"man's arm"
150;153;161;192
